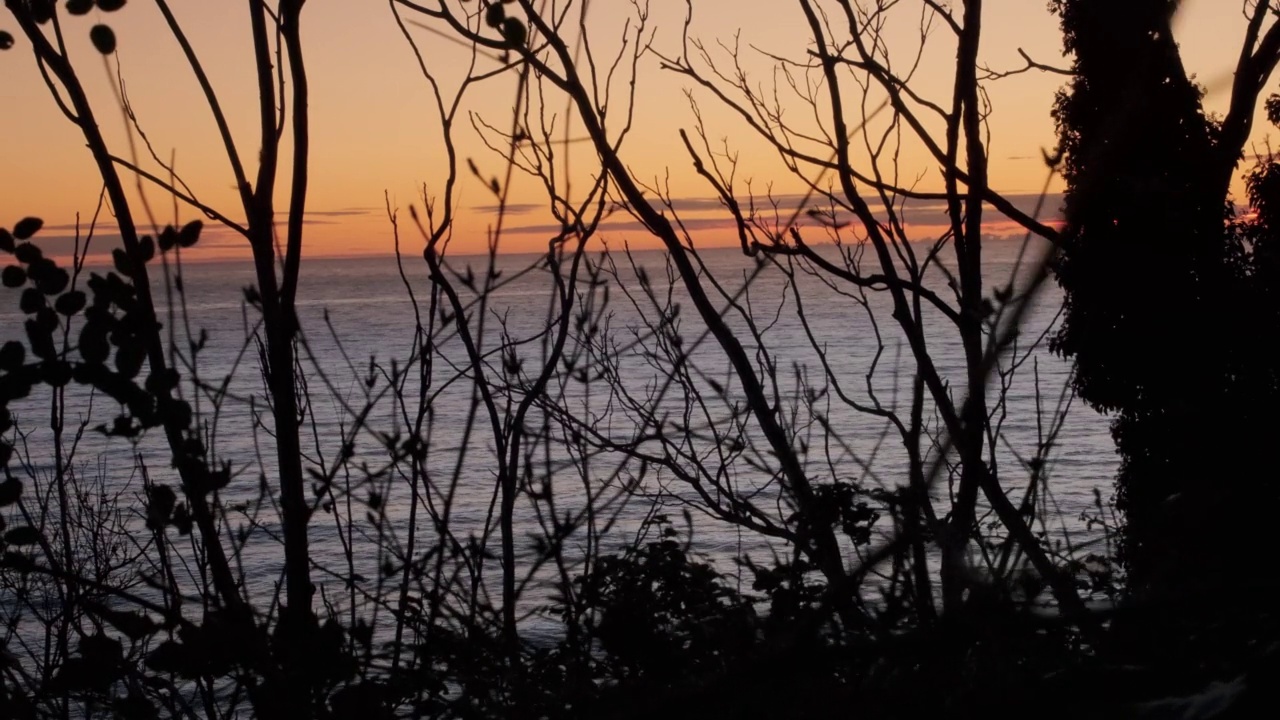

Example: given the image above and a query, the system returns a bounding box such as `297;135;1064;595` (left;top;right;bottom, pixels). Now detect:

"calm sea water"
2;239;1117;634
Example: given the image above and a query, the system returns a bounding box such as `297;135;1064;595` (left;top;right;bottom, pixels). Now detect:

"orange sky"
0;1;1270;260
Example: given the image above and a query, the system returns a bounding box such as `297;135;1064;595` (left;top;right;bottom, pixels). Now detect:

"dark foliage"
7;0;1280;717
1051;0;1280;683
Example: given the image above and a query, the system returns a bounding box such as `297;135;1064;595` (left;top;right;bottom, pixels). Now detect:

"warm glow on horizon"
0;1;1269;262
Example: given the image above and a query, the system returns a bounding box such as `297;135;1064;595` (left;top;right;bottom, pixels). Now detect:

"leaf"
30;1;54;24
39;360;73;388
66;0;94;16
112;692;158;720
12;217;42;240
484;3;505;28
79;325;110;365
112;248;133;277
32;263;69;295
0;478;21;506
13;242;41;264
0;31;14;52
33;307;57;333
79;633;123;666
89;603;157;641
0;370;34;403
0;228;13;252
55;290;87;316
19;288;44;314
0;342;22;371
89;24;116;55
1;266;24;288
115;342;145;379
146;484;176;530
157;226;177;251
50;657;108;692
145;640;197;678
4;526;41;545
97;0;128;11
177;220;202;248
144;367;178;394
171;504;192;535
501;17;526;48
26;319;55;360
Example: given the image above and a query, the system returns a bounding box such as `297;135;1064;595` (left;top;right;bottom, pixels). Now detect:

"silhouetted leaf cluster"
482;0;527;49
2;1;127;56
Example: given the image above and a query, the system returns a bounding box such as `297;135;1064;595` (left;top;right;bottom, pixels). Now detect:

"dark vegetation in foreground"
2;0;1280;717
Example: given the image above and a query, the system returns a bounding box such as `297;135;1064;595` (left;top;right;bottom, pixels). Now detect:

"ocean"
1;238;1117;639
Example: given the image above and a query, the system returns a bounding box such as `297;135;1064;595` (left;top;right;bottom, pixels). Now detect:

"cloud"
502;191;1066;237
6;234;121;257
15;231;245;259
502;216;742;236
32;221;117;233
23;207;374;235
614;191;1064;217
645;196;742;213
303;207;379;218
466;203;543;216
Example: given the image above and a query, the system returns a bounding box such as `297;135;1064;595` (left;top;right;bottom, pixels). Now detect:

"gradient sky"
0;1;1270;260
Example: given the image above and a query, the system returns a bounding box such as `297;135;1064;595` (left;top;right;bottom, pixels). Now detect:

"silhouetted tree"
1051;0;1280;667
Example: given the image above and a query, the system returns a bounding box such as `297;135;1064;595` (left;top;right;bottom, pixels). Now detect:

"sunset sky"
0;1;1271;260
